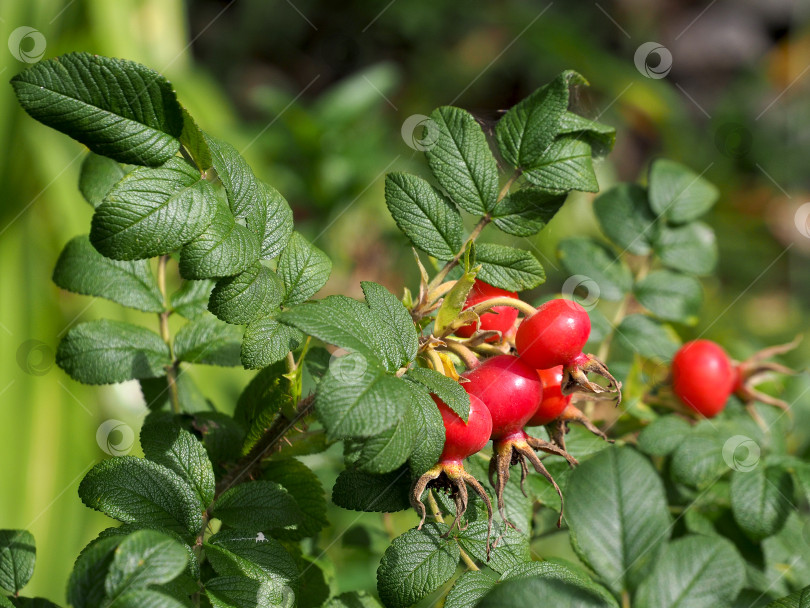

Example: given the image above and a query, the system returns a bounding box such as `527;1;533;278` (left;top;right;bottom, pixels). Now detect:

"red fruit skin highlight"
515;299;591;369
672;339;736;418
433;393;492;464
528;366;572;426
461;354;542;440
454;280;519;342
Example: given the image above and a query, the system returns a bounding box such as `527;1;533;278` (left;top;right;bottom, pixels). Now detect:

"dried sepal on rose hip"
462;355;577;528
411;393;494;549
515;299;622;403
733;335;802;411
530;366;612;451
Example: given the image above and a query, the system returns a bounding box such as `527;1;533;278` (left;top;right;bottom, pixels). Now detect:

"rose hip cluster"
412;280;621;545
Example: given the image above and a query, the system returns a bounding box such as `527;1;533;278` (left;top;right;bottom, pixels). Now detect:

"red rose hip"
454;280;519;342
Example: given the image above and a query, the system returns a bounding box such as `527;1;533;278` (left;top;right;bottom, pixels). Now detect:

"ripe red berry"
454;280;519;342
527;366;571;426
672;340;735;418
461;355;542;440
515;299;591;369
433;393;492;464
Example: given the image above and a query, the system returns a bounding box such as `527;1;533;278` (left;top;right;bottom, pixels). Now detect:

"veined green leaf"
593;183;657;255
241;317;304;370
405;367;469;421
174;316;243;367
730;466;792;541
0;530;35;594
615;314;681;361
11;52;183;166
170;279;215;320
648;159;719;224
56;320;170;385
361;281;418;371
384;172;463;258
209;263;284;325
557;111;616;158
444;571;498;608
90;157;217;260
277;232;332;306
491;188;567;237
262;459;328;540
53;235;164;313
425;106;499;214
557;237;633;301
205;529;298;589
179;107;212;171
206;575;290;608
332;466;412;513
635;270;702;324
67;535;122;608
103;530;187;599
654;222;718;276
522;136;599;193
79;153;129;208
213;481;300;530
474;243;545;291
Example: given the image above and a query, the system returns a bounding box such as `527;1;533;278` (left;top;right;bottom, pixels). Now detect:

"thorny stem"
427;491;479;571
215;394;315;496
157;255;180;414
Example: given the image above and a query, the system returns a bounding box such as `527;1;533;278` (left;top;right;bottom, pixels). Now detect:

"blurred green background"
1;0;809;602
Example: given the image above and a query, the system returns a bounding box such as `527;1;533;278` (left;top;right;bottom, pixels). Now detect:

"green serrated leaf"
557;237;633;301
140;421;216;507
614;314;681;361
405;367;469;421
315;360;410;440
170;279;215;320
246;182;294;261
331;466;411;513
206;575;290;608
179;107;212;171
523;136;599;193
140;372;211;413
79;153;128;208
361;281;418;370
174;316;243;366
444;571;498;608
491;188;567;237
635;270;703;324
56;320;170;385
0;530;35;594
205;529;298;590
637;415;692;457
351;416;416;475
384;172;464;258
276;232;332;306
104;529;187;599
11;53;183;165
233;361;289;452
53;235;164;313
406;382;446;477
566;446;671;594
634;535;746;608
209;263;284;325
241;317;304;370
90;157;217;260
474;243;545;291
593;183;657;255
262;459;328;540
424;106;499;214
768;586;810;608
377;524;460;608
498;559;620;606
67;535;122;608
78;457;204;539
179;199;261;280
457;521;529;574
434;269;477;337
496;71;584;169
108;589;187;608
730;467;792;541
648;159;719;223
654;222;718;276
213;481;300;530
557;111;616;157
